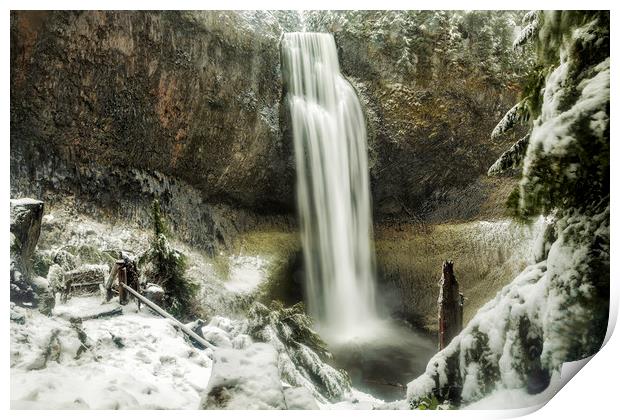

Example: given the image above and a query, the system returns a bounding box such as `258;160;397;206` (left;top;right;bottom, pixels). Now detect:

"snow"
53;296;120;320
201;343;286;409
202;325;233;348
513;17;539;50
224;255;268;293
491;100;525;139
464;372;562;410
144;283;164;295
283;386;320;409
518;26;609;211
11;297;213;409
10;197;44;206
321;388;386;410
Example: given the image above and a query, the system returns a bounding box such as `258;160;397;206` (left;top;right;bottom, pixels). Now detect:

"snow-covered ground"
10;295;388;410
11;297;213;409
320;389;387;410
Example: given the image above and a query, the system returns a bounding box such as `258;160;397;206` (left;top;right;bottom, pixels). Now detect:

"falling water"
282;33;378;336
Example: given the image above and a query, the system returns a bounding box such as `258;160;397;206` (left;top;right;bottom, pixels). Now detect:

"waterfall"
282;32;379;336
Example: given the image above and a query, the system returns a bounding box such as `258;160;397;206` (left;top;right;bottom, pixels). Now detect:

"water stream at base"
329;320;436;402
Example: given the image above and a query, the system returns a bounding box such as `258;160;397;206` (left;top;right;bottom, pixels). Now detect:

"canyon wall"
11;10;528;227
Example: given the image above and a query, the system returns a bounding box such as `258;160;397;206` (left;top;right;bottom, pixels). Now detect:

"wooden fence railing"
104;259;215;351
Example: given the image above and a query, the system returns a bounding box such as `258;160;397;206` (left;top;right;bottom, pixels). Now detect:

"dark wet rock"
11;10;525;230
10;198;45;308
304;11;528;221
10;198;44;273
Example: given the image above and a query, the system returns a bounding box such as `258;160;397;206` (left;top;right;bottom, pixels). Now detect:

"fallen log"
121;283;215;351
57;305;123;322
69;306;123;322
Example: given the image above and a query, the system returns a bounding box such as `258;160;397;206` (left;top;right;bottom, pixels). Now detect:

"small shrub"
140;200;198;320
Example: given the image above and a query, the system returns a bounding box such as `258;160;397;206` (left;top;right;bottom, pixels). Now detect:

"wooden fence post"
118;262;128;305
438;260;463;350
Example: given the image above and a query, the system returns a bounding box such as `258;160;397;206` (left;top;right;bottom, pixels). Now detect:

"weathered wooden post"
102;262;119;302
438;260;464;350
118;261;128;305
125;257;140;310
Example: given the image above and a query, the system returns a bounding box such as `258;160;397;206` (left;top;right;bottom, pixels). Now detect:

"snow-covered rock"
144;283;165;306
208;315;235;333
231;334;253;350
200;343;286;409
202;325;232;349
10;198;45;265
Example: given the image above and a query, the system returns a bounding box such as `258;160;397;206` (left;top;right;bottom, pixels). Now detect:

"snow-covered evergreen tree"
408;11;609;409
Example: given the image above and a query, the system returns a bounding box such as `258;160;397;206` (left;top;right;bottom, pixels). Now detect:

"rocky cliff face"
305;11;530;220
11;11;295;214
12;10;528;227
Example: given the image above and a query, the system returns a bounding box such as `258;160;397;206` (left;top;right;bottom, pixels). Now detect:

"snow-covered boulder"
202;325;232;349
31;276;55;316
10;303;26;325
208;315;235;333
144;283;165;306
200;343;286;409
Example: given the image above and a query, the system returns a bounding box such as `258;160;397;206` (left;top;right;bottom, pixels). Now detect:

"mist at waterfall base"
283;32;435;401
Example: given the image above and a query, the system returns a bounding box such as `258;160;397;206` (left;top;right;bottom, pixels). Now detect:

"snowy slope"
11;297;213;409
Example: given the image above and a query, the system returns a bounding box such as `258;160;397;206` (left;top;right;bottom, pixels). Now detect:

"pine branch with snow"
513;12;540;50
491;100;529;140
487;134;530;176
244;301;351;402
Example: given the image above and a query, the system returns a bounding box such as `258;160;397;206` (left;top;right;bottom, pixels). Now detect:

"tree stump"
438;260;463;350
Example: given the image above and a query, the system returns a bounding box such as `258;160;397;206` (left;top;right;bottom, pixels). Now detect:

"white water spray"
282;33;379;336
